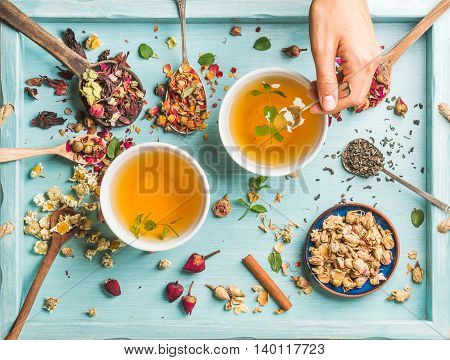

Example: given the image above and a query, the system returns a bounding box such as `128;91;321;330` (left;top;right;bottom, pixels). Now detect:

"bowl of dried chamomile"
305;203;399;298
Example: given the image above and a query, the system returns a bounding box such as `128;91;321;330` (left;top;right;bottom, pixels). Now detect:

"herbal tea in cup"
219;68;327;176
100;143;210;252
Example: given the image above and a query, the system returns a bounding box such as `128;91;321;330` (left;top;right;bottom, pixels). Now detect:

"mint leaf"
272;130;284;142
250;204;267;213
134;214;143;225
250;90;264;96
268;251;282;273
263;105;277;124
144;219;157;231
198;53;215;66
262;82;271;91
139;43;156;59
254;37;271;51
411;208;425;228
272;90;286;98
106;137;120;159
237;198;250;208
161;225;168;240
255;125;271;136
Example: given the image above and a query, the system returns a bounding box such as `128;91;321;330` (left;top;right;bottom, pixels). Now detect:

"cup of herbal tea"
219;67;327;176
100;143;210;252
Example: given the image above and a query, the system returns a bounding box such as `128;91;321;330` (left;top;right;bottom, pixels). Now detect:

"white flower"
30;163;43;178
293;97;305;108
33;240;48;255
47;186;61;201
60;194;77;208
282;109;294;124
38;228;50;241
42;200;59;212
38;215;50;229
23;210;38;224
33;193;46;207
271;83;280;89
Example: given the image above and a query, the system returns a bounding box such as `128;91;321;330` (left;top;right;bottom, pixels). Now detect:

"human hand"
308;0;381;114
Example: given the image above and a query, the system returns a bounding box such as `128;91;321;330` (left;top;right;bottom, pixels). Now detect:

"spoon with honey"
0;134;107;165
163;0;209;134
0;0;145;127
342;138;449;213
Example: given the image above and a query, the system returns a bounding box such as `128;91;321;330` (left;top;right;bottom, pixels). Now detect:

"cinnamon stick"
242;254;292;311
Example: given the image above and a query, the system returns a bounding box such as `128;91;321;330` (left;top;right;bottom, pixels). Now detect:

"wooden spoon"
0;0;145;127
5;207;78;340
0;134;106;165
165;0;208;135
377;0;450;90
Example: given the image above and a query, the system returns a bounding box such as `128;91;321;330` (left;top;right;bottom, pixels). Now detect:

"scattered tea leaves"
411;208;425;228
253;37;271;51
198;53;216;67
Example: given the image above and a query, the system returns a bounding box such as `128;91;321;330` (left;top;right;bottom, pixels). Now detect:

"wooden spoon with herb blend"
162;0;209;134
342;139;449;213
0;134;107;165
0;0;145;127
5;207;79;340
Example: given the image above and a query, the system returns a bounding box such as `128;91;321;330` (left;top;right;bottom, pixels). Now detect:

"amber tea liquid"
111;148;206;242
228;74;324;168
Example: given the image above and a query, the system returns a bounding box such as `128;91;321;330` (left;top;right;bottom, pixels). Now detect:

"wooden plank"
9;0;446;21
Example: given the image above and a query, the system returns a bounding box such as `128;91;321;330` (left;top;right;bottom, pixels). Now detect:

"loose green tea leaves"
198;53;216;67
411;208;425;228
106;137;120;159
254;37;271;51
139;43;157;59
268;251;282;273
341;138;384;177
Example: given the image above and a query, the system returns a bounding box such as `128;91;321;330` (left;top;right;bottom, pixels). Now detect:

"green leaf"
271;90;287;98
263;105;277;124
161;225;168;240
130;225;141;238
237;198;250;208
262;82;271;91
411;208;425;228
139;43;156;59
250;204;267;213
254;125;271;136
181;82;197;99
134;214;144;225
256;176;268;186
144;219;157;231
254;37;271;51
250;90;264;96
272;130;284;142
268;251;282;273
198;53;215;66
106;137;120;159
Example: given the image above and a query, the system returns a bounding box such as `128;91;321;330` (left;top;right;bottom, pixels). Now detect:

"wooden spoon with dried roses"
164;0;209;135
0;0;145;127
0;134;106;165
5;207;79;340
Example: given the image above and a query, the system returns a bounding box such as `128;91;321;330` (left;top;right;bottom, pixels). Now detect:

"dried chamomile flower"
60;247;74;257
34;240;48;255
85;248;97;261
47;186;61;201
70;164;88;182
80;217;93;231
60;194;77;208
38;215;50;229
72;182;90;199
38;228;50;241
42;200;59;212
33;193;46;207
109;238;126;252
25;221;41;236
96;238;110;252
86;232;102;245
86;308;97;317
412;262;424;284
408;250;418;260
43;297;59;312
386;286;411;303
50;219;72;235
158;259;172;270
82;202;98;211
0;221;15;238
24;210;38;225
85;34;101;50
30;163;43;179
102;253;114;268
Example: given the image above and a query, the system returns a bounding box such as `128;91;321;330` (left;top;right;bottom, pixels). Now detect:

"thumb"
315;54;339;112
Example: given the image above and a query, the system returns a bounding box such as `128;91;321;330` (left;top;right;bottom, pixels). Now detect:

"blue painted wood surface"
0;0;448;339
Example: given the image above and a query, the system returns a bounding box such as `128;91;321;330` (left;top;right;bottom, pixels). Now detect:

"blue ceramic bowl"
304;203;399;298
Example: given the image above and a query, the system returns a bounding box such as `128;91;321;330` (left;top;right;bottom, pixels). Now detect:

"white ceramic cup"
100;142;210;252
219;67;327;176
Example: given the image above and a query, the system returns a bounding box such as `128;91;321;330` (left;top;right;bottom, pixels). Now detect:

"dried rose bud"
282;45;307;58
230;26;242;36
154;83;167;98
181;281;197;315
212;195;231;217
90;103;105;119
104;278;121;296
166;281;184;302
394;97;408;117
183;250;220;273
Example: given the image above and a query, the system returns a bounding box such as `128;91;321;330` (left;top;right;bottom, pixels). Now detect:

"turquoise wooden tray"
0;0;448;339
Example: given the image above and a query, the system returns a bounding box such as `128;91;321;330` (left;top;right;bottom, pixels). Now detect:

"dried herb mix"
341;138;384;177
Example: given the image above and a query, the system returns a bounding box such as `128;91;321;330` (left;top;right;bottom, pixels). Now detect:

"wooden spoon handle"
383;0;450;65
0;0;90;77
0;148;57;163
5;241;61;340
